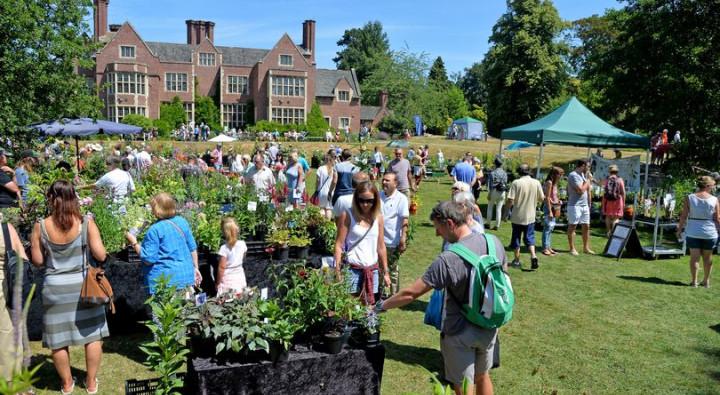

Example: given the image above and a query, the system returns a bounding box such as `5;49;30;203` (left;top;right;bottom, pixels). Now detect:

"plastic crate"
125;374;185;395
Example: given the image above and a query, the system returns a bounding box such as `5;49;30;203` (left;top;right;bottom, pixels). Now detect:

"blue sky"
96;0;619;74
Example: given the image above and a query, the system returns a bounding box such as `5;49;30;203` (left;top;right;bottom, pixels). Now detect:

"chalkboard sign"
603;221;643;260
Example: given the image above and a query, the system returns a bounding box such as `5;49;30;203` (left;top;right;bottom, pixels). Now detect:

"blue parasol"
504;141;535;151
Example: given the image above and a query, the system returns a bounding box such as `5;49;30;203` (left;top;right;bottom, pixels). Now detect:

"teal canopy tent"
499;97;651;187
450;117;484;140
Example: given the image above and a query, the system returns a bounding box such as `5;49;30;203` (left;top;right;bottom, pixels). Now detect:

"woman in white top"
216;218;248;294
677;175;719;288
315;149;337;219
334;181;390;304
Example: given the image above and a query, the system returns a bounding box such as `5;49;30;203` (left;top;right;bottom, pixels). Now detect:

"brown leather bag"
79;219;115;313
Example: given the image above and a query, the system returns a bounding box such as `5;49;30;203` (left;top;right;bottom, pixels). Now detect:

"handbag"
311;168;333;206
423;289;444;330
2;222;33;309
79;219;115;313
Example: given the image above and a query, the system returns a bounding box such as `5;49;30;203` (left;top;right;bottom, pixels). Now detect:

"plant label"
285;205;293;212
247;201;257;212
260;288;268;300
259;195;269;202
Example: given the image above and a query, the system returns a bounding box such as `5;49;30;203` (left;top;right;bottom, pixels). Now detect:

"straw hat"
608;164;619;173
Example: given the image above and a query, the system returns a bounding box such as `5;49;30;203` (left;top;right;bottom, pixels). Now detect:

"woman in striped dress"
30;180;109;394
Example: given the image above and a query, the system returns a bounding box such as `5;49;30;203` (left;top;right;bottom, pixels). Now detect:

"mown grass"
27;139;716;394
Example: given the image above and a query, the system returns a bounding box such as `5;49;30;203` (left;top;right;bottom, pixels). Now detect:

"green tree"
305;101;328;136
158;96;185;137
0;0;102;147
121;114;153;131
481;0;569;133
573;1;720;174
428;56;449;87
458;62;488;108
334;21;391;85
194;96;221;132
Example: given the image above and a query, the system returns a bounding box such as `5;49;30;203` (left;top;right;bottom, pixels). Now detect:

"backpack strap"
448;234;498;270
2;223;10;263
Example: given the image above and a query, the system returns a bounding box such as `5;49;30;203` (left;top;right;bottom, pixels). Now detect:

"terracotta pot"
624;205;634;219
409;202;418;215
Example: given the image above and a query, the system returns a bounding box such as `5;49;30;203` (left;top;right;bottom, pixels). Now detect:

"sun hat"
608;164;619;173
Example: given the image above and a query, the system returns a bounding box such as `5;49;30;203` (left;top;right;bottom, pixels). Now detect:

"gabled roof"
145;41;193;63
361;106;381;120
315;69;362;98
216;46;270;66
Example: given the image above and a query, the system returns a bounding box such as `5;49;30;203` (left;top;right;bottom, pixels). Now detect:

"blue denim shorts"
348;267;379;294
510;223;536;249
686;236;718;251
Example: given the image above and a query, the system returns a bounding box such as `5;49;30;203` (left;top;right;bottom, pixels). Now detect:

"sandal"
689;282;698;288
84;378;98;395
61;377;76;395
542;250;553;256
700;281;710;289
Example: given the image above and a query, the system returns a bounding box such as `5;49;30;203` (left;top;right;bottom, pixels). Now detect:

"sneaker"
510;259;521;268
569;250;580;256
689;282;698;288
531;257;539;270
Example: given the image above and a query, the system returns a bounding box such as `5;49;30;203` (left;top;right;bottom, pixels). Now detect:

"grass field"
27;138;718;394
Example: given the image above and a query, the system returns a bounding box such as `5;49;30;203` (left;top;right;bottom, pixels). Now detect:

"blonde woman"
285;152;304;206
216;218;248;294
334;182;390;304
677;176;719;288
315;149;337;218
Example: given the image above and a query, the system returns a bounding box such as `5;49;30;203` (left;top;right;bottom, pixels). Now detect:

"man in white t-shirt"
246;153;275;194
333;172;370;222
94;156;135;203
380;171;409;294
135;146;152;170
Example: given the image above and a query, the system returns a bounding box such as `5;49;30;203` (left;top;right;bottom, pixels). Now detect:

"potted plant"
409;195;420;215
259;299;301;363
266;229;291;260
288;234;311;259
349;307;383;348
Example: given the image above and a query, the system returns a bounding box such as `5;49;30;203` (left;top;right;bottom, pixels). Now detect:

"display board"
603;221;644;260
591;154;642;192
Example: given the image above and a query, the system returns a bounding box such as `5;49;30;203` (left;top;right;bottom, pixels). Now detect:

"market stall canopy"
504;141;534;151
450;117;484;140
501;97;650;149
386;140;409;148
209;134;237;143
30;118;142;136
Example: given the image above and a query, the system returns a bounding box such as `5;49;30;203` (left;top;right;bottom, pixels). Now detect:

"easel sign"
603;221;643;260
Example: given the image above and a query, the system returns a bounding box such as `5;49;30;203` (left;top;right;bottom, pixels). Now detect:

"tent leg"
536;143;545;179
498;139;503;156
75;137;80;174
586;147;591;160
642;149;650;199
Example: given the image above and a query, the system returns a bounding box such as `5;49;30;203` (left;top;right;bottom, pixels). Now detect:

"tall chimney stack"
302;20;316;62
186;20;215;45
93;0;109;41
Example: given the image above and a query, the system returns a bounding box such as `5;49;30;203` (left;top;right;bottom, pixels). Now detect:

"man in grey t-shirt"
566;159;594;255
378;201;506;394
387;149;414;195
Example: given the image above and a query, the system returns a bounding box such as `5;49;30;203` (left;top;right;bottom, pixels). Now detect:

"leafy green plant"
316;220;337;254
139;275;189;395
288;234;311;248
258;299;302;351
0;364;42;395
85;196;125;253
266;229;290;248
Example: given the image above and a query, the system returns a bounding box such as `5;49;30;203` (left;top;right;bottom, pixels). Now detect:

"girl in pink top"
216;218;248;294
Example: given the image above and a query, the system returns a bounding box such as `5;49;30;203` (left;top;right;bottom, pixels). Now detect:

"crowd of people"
0;137;718;395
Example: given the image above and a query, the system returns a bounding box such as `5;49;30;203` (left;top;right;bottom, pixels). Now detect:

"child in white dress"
216;218;248;294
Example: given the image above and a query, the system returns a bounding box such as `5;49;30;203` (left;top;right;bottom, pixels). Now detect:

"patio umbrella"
30;118;142;171
208;134;237;143
504;141;535;151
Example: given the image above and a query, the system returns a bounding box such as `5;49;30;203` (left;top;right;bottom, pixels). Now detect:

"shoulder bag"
79;218;115;313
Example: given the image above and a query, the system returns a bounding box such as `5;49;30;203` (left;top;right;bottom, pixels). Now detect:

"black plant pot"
349;328;381;349
273;246;290;261
291;246;310;259
323;332;345;354
189;336;216;358
269;341;289;364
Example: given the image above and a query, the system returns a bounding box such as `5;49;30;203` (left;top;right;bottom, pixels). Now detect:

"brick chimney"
379;91;389;109
302;20;316;62
93;0;109;41
186;20;215;45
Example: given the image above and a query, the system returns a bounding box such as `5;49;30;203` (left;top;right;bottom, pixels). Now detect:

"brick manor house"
89;0;389;131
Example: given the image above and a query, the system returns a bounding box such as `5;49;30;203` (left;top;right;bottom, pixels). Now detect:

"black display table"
184;345;385;395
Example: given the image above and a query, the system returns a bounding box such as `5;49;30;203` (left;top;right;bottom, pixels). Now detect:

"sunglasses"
358;198;375;205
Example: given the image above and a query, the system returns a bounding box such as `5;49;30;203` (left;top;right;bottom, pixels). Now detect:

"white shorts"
567;205;590;225
441;325;498;384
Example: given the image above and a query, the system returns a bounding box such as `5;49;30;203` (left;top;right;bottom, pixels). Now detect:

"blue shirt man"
451;155;477;186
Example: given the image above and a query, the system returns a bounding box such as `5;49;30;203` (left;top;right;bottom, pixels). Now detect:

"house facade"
90;0;380;132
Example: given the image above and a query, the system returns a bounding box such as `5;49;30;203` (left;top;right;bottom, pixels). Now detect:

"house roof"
145;41;269;66
315;69;362;98
361;106;381;120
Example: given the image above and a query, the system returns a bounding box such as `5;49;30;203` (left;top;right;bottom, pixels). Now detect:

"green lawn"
26;148;718;394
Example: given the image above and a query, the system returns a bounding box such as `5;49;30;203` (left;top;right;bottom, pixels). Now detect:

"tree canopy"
481;0;569;133
0;0;102;145
334;21;391;85
429;56;449;87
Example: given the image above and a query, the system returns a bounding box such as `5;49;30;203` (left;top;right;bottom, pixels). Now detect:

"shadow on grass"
29;354;87;392
103;333;153;365
616;275;688;287
710;324;720;335
383;340;442;375
699;347;720;382
399;299;428;313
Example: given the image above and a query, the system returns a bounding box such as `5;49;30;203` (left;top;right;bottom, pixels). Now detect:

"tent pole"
586;147;591;160
643;149;650;199
498;139;503;156
75;137;80;174
536;143;545;179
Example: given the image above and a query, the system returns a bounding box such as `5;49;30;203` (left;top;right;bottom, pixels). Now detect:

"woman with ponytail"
216;217;248;294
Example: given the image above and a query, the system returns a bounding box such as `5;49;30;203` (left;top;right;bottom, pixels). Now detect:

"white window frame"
184;102;194;122
271;107;305;125
226;75;249;95
339;117;350;129
337;90;351;102
279;54;293;67
165;73;188;92
222;103;247;129
115;72;146;95
119;45;136;59
324;117;331;126
199;52;216;66
112;105;145;122
271;76;305;97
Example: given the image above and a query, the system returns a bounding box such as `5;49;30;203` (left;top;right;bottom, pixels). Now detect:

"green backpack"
448;234;515;329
